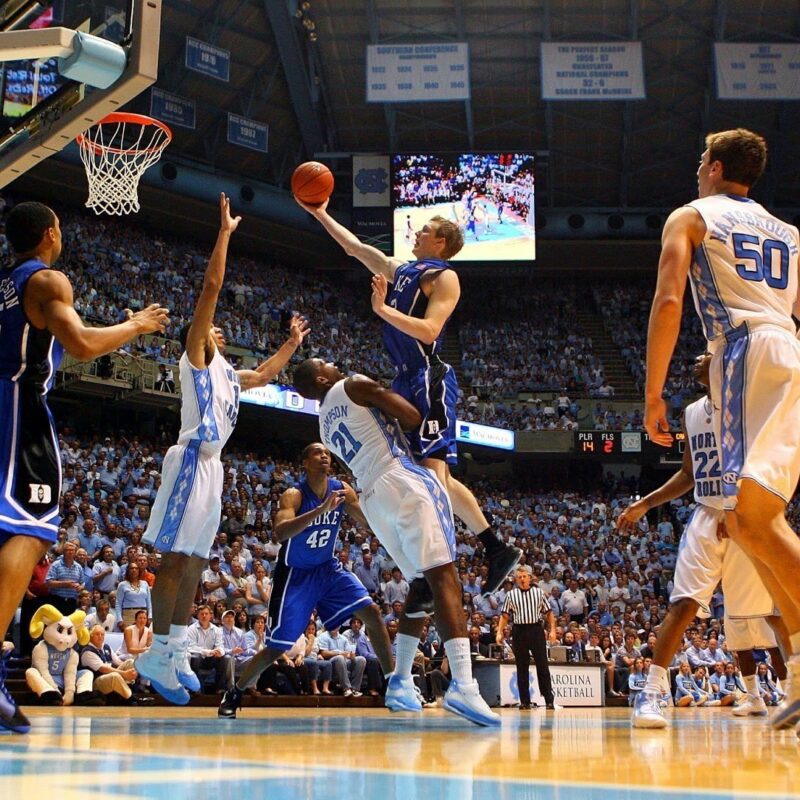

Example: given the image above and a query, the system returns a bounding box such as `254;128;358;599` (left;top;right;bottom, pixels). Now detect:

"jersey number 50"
733;233;790;289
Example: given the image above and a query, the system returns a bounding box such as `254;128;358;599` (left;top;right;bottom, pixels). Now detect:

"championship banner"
498;664;603;707
352;155;390;208
366;42;470;102
715;43;800;100
541;42;645;100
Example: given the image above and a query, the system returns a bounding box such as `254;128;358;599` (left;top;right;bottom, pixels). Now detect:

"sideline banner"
498;664;604;707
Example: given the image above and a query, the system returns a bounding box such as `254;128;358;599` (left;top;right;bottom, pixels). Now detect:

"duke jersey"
0;258;64;541
318;378;410;488
283;477;344;568
383;259;453;374
687;194;800;343
177;345;240;456
684;397;723;510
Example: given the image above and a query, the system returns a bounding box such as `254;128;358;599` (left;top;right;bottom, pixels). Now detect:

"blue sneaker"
174;646;201;693
136;648;190;706
443;679;501;727
0;651;30;734
385;674;423;712
632;690;668;729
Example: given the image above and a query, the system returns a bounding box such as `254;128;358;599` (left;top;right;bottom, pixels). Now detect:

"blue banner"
150;88;196;130
185;36;230;82
227;113;268;152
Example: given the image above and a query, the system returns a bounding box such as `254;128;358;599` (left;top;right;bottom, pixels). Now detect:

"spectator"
80;625;138;702
202;555;230;603
115;562;152;630
85;598;117;633
244;561;271;621
674;662;707;707
45;541;84;614
561;579;588;623
343;617;383;697
187;605;230;693
757;662;785;706
121;609;152;660
383;567;410;606
316;625;366;698
628;656;647;706
303;621;333;696
92;546;122;595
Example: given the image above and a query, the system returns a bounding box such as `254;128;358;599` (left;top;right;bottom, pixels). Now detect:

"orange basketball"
292;161;334;206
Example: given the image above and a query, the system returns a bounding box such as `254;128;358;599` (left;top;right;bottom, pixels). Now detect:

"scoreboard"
575;430;686;459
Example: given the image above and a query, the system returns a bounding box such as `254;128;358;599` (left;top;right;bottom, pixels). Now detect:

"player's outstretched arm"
343;374;422;431
617;421;694;533
274;486;345;542
236;314;310;391
645;206;703;445
296;197;404;279
341;482;371;530
29;270;169;361
370;269;460;345
186;193;241;368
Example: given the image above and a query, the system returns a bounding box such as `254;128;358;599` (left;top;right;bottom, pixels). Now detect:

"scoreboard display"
575;430;686;459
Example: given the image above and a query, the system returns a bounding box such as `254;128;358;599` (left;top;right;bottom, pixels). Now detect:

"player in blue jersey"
0;202;169;732
298;198;521;613
218;442;394;718
645;129;800;732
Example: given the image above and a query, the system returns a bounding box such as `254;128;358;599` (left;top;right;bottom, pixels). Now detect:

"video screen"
392;152;536;261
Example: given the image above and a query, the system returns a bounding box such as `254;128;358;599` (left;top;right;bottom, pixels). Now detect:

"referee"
497;567;558;710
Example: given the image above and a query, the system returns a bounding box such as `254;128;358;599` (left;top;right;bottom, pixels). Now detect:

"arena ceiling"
128;0;800;212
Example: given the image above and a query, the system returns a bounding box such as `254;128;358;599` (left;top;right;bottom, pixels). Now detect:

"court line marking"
5;736;797;800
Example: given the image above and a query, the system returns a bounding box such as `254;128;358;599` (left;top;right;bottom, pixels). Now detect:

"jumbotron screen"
391;152;536;261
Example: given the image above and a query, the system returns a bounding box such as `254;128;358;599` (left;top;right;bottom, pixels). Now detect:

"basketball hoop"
76;112;172;216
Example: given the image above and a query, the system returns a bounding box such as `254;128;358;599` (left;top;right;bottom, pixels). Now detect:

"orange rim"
76;112;172;156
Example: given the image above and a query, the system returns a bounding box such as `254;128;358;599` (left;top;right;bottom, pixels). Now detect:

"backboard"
0;0;161;188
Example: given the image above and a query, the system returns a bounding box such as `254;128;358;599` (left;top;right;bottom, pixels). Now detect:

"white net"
77;115;171;215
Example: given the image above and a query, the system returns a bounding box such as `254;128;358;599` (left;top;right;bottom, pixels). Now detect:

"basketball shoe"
173;644;201;693
443;679;501;726
0;651;30;734
218;685;243;719
482;544;523;596
136;644;190;706
385;674;423;712
632;691;669;729
770;657;800;730
732;694;768;717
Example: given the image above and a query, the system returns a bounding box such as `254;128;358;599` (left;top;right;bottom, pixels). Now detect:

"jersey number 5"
733;233;790;289
330;423;362;464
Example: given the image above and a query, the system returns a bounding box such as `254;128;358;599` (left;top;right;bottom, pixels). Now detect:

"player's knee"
670;597;698;620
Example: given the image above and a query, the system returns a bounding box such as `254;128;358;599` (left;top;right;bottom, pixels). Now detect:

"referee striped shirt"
502;586;550;625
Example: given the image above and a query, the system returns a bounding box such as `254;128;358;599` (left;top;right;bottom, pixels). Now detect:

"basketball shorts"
361;457;456;580
710;324;800;508
392;360;458;464
0;381;61;544
143;441;223;559
266;556;372;649
671;504;774;618
724;613;777;652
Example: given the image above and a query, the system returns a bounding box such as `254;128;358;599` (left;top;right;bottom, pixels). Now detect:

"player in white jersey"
644;129;800;731
137;195;310;704
292;357;499;726
619;355;788;728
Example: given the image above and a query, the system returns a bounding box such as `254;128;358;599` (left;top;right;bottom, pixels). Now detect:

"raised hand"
128;304;170;335
220;192;242;234
371;273;388;314
288;313;311;347
295;196;329;216
320;489;346;514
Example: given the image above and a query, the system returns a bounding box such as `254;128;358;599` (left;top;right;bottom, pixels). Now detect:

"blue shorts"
266;556;372;650
0;381;60;544
392;360;458;465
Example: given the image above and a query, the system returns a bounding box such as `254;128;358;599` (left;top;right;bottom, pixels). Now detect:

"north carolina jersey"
688;194;800;343
283;477;344;568
0;259;64;542
177;346;240;456
318;378;411;487
684;397;723;509
383;259;453;373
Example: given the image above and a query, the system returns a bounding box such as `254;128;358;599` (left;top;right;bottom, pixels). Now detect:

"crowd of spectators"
11;419;784;705
593;284;705;424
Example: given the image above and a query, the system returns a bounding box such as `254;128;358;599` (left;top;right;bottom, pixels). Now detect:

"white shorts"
671;504;774;618
361;458;456;579
143;442;222;559
710;325;800;508
724;613;777;652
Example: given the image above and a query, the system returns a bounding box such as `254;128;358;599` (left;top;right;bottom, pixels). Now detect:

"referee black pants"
511;623;554;706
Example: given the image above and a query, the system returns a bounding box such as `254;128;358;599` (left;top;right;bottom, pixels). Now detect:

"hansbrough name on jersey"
688;194;800;343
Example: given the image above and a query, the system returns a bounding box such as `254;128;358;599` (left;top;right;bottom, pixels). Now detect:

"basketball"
292;161;334;206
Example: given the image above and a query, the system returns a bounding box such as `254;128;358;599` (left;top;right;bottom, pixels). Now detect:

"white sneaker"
707;699;722;707
385;674;422;712
771;659;800;730
174;645;201;693
443;679;501;727
136;648;190;706
733;694;768;718
632;691;669;729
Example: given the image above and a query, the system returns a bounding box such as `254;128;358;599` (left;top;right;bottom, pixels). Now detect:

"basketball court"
1;707;797;799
